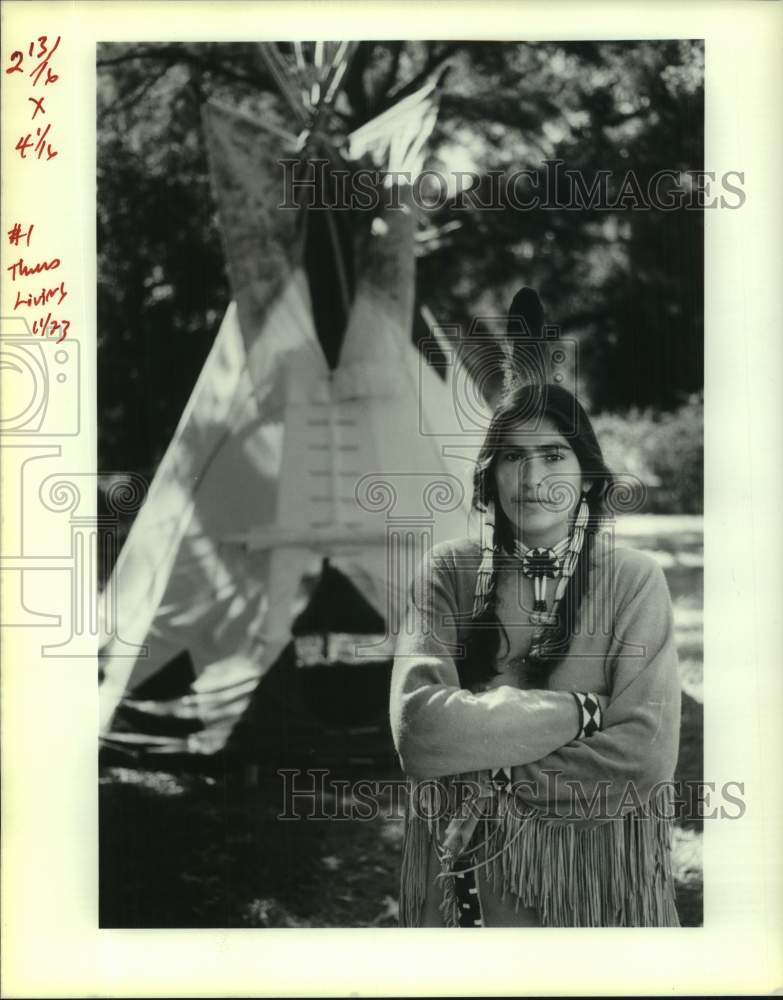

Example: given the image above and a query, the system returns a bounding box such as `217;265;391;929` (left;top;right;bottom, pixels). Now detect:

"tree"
97;39;703;477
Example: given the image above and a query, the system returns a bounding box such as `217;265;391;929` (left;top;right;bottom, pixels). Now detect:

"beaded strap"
472;501;497;617
453;856;484;927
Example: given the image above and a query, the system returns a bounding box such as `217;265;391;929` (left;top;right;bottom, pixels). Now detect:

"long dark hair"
459;382;616;690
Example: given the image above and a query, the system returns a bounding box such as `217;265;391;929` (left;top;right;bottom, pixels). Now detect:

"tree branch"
97;44;274;94
99;61;175;121
383;42;463;107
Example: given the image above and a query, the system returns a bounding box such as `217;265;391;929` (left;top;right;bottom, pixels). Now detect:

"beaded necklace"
473;495;589;658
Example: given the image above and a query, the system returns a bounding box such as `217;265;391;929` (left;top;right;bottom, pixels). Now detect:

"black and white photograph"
1;2;781;996
96;36;705;930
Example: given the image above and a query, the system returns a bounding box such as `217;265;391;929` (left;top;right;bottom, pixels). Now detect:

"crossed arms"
389;547;681;807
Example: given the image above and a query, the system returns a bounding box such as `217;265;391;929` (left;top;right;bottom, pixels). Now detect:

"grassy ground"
100;515;703;928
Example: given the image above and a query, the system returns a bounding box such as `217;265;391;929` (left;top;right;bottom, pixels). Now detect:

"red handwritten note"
6;222;69;342
6;34;61;160
5;34;68;341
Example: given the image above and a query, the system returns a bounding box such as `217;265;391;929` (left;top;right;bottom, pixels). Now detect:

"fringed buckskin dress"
390;533;682;927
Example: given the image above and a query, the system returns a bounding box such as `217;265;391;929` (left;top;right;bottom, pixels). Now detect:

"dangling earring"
473;498;497;617
565;490;590;566
574;489;589;531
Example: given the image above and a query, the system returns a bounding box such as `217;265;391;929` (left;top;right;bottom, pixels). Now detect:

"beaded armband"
489;765;513;793
572;691;603;739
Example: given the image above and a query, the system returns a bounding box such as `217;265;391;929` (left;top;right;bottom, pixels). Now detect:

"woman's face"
494;415;585;548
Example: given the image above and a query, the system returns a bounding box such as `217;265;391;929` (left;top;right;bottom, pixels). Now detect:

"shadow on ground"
101;517;703;928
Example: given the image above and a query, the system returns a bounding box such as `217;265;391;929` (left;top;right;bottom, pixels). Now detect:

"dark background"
97;39;704;519
98;40;704;929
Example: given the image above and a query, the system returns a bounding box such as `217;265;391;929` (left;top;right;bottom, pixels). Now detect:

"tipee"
98;43;492;755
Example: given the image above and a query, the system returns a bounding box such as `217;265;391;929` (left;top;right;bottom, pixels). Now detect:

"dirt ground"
100;516;703;928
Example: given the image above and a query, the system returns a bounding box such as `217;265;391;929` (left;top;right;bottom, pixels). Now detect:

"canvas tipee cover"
99;57;490;754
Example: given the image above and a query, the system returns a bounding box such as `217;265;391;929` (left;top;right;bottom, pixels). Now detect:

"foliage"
97;40;703;476
592;394;703;513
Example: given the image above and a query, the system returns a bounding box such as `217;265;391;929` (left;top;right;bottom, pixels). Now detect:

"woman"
390;321;682;928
